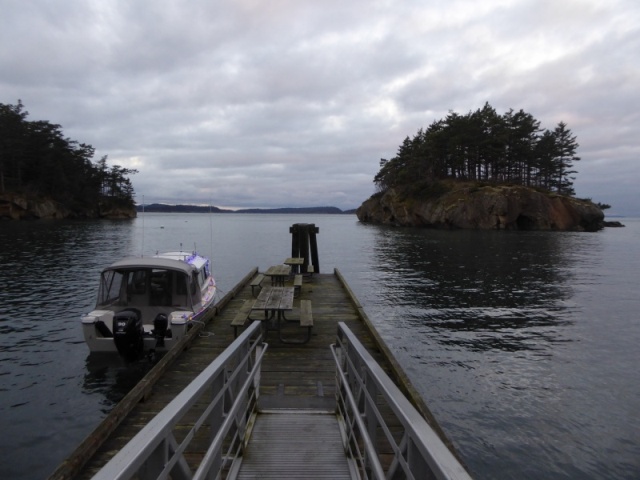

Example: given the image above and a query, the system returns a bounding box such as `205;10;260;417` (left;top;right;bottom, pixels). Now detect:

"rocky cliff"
357;183;604;231
0;193;137;220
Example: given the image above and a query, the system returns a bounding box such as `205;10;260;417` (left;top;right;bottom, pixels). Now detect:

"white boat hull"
81;251;216;359
82;309;196;354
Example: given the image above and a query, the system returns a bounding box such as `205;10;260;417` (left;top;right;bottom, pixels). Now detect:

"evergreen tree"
553;121;580;195
0;100;136;212
533;129;558;190
373;103;581;197
0;100;29;192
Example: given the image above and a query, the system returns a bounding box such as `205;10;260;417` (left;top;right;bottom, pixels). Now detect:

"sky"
1;0;639;215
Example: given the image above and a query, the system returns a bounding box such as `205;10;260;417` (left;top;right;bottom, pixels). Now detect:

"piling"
290;223;320;273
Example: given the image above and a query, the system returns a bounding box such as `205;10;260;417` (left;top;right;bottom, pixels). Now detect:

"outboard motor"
153;313;168;348
113;309;143;361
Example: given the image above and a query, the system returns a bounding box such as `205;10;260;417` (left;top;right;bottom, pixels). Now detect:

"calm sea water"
1;214;638;479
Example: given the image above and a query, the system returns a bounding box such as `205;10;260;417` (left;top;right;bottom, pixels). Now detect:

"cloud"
1;0;639;214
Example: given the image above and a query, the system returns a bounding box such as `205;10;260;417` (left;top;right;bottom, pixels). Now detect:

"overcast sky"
2;0;638;214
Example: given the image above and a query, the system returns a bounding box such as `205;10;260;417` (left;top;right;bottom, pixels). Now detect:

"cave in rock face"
516;214;538;230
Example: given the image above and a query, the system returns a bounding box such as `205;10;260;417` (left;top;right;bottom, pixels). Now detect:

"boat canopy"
97;261;198;309
105;257;197;276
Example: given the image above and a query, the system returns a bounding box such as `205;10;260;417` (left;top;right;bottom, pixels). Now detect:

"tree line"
374;102;580;196
0;100;136;211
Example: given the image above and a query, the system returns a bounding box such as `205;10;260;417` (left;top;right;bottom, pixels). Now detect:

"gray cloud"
2;0;638;214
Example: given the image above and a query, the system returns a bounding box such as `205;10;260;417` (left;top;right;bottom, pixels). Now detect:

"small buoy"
160;225;164;229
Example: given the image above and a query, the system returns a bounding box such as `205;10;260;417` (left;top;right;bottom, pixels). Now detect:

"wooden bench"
231;300;254;338
300;299;313;327
304;264;315;278
293;274;303;296
250;274;265;297
281;299;313;344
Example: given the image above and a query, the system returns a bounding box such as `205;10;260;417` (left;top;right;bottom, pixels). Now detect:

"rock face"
0;193;136;220
356;184;605;231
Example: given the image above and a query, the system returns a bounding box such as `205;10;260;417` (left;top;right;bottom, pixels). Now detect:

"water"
1;214;638;479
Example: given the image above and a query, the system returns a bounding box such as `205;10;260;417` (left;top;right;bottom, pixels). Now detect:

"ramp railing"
331;322;473;480
92;321;267;480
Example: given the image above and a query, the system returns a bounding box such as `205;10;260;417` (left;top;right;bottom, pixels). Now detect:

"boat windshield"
97;268;191;308
97;270;125;306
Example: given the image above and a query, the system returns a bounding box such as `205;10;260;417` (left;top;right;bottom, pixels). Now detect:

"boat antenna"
209;200;214;270
141;194;145;257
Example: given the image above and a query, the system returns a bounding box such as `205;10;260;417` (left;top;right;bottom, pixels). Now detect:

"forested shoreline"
0;100;136;218
375;102;582;197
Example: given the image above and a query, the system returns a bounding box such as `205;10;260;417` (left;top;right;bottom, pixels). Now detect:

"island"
357;103;610;231
0;101;137;220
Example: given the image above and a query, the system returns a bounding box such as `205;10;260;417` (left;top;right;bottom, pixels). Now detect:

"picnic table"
250;286;295;337
284;257;304;274
231;286;313;343
264;264;291;286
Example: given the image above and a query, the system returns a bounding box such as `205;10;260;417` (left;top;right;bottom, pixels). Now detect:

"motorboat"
82;251;216;360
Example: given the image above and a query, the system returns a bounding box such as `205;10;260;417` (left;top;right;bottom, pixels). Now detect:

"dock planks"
56;269;441;479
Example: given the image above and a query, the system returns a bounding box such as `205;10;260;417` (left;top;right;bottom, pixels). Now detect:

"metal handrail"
92;321;267;480
331;322;473;480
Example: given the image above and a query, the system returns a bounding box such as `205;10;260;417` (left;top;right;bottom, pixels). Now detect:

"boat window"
173;272;189;307
191;275;197;296
176;272;188;295
128;270;148;295
97;270;125;306
150;269;172;306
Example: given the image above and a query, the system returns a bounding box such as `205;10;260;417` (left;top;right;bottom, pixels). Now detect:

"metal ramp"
233;410;353;479
87;321;473;480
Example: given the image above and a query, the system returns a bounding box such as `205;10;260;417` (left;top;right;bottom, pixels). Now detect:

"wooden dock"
51;268;456;479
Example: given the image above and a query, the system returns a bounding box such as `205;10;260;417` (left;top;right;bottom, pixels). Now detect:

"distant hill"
136;204;226;213
136;204;356;214
234;206;345;214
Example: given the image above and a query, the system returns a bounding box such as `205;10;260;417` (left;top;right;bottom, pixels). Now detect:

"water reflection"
368;227;583;352
357;223;639;479
83;354;154;412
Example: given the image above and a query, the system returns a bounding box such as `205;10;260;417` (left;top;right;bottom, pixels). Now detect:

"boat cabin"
96;255;210;315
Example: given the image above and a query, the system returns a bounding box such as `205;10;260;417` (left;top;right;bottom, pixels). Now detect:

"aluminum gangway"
91;321;472;480
232;410;353;479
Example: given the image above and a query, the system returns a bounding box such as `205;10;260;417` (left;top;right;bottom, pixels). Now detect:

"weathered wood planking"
59;269;448;479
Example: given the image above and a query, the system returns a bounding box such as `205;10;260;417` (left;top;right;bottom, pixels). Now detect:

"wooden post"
289;223;320;274
309;224;320;274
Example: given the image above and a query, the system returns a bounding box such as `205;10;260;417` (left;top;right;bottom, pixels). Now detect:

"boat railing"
91;320;267;480
331;322;472;480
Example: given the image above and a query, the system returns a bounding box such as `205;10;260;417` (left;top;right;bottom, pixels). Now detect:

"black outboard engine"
113;309;143;361
153;313;169;348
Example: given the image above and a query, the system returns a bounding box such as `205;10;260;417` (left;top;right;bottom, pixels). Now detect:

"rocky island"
358;103;612;232
357;182;605;231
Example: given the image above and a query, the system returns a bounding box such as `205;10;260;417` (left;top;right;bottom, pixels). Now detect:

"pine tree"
553;122;580;195
372;103;581;197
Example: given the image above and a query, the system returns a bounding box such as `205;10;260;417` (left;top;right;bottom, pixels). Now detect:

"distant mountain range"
136;204;357;214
